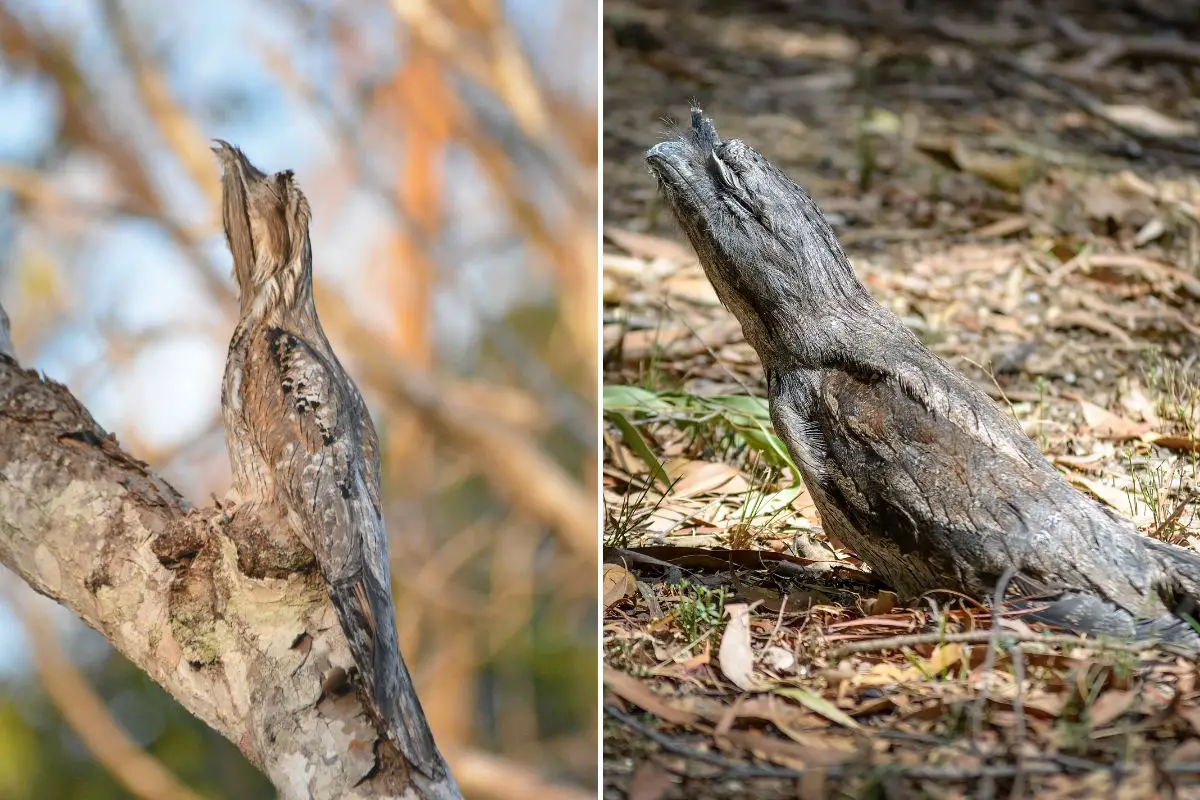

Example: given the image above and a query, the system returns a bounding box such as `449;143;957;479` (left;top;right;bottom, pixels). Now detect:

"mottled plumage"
213;142;442;776
647;110;1200;647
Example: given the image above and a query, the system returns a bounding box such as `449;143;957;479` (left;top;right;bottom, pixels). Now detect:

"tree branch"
0;308;460;798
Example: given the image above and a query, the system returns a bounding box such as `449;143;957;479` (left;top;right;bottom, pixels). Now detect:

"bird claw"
209;489;242;529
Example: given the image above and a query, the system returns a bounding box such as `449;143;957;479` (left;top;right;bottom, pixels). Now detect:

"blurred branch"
0;162;185;226
392;0;595;373
392;0;550;144
101;0;222;206
344;320;595;561
387;40;445;359
0;4;232;308
258;40;432;253
267;3;596;430
450;749;593;800
15;595;205;800
392;0;591;207
435;85;597;375
483;305;595;444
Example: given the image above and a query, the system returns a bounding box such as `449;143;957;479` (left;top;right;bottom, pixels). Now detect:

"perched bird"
646;109;1200;646
213;142;446;778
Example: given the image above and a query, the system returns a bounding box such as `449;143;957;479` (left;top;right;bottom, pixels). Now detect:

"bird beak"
211;140;265;188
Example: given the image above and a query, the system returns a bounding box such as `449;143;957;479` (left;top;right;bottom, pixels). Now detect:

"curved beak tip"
211;140;241;165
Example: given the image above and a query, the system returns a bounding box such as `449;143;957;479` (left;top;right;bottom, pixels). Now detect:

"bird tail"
1143;538;1200;642
1019;592;1200;648
1015;537;1200;649
328;570;442;777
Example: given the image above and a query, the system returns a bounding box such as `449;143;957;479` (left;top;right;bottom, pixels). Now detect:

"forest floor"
601;2;1200;798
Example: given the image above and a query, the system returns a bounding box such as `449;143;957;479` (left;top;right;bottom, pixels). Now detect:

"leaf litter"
603;2;1200;797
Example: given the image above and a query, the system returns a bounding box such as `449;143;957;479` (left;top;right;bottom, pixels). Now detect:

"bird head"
646;108;877;366
212;141;313;321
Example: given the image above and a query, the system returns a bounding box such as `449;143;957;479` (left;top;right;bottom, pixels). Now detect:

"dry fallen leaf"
628;762;675;800
1151;434;1200;454
911;643;965;677
604;226;696;264
774;686;862;731
661;273;721;306
1102;104;1198;138
761;646;796;673
603;563;637;608
665;458;750;498
1088;689;1136;729
718;603;759;692
1118;376;1161;425
1069;473;1136;514
864;590;898;615
915;138;1038;192
1168;738;1200;765
603;667;700;727
1076;398;1153;441
722;729;855;769
760;589;829;614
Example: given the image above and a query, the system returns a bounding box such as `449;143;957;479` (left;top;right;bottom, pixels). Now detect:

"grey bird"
213;141;448;778
646;109;1200;647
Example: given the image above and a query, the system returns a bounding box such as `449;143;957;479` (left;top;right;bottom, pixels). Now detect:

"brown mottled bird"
213;142;453;784
647;109;1200;647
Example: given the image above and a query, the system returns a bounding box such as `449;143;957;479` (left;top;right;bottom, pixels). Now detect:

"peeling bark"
0;345;460;798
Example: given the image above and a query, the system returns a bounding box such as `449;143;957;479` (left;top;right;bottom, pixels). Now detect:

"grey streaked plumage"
213;142;444;776
646;109;1200;647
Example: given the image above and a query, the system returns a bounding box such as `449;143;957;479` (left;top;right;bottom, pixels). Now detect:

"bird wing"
807;368;1177;632
239;326;439;775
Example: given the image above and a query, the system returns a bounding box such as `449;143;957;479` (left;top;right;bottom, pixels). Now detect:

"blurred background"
0;0;596;798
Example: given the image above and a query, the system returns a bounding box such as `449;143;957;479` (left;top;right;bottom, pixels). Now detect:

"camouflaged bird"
213;142;444;778
647;109;1200;648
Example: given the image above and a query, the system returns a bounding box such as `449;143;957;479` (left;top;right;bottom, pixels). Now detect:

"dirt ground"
602;1;1200;798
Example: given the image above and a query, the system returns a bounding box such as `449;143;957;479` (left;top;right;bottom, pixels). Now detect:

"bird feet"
212;488;242;523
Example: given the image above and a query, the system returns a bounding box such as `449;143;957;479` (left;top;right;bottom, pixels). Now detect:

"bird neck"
239;237;318;331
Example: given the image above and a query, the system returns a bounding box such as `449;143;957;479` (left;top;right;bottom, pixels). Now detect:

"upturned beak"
211;139;266;186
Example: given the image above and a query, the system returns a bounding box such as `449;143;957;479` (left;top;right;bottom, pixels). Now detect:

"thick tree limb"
0;319;459;798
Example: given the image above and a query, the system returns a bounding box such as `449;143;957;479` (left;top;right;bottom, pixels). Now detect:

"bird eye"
706;149;737;190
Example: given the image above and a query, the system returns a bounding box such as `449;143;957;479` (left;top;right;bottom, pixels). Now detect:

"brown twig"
604;703;1070;781
827;628;1190;660
1053;16;1200;70
1007;643;1029;798
971;567;1017;746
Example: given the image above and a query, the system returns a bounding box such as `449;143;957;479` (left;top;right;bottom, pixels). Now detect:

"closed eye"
707;149;737;190
708;150;758;219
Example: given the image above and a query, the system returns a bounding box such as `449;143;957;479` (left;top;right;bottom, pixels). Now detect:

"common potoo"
213;142;445;778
